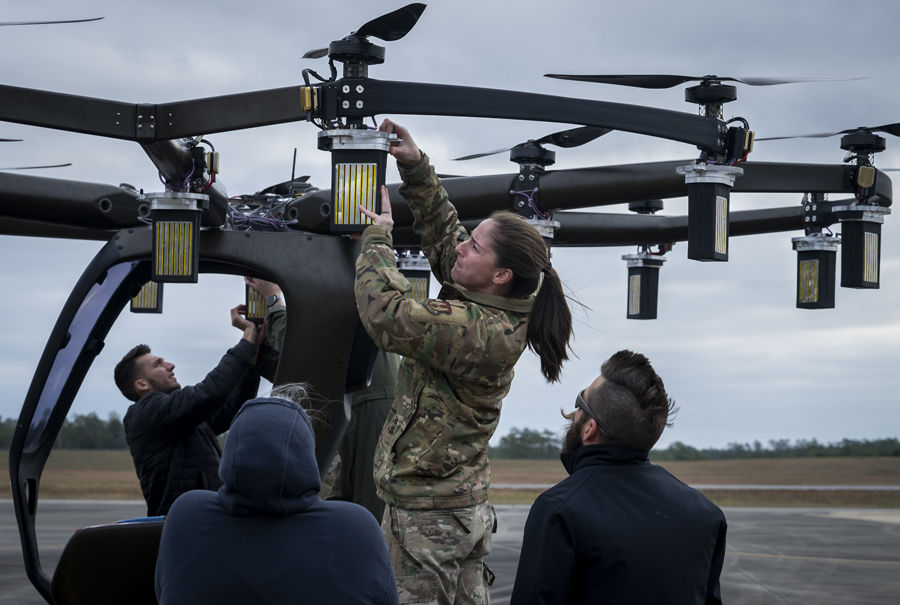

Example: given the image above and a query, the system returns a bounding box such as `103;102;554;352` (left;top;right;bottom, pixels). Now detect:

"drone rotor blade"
873;122;900;137
452;147;514;161
534;126;612;148
0;138;23;142
0;163;71;171
544;74;697;89
733;76;865;86
756;131;846;141
354;3;426;41
302;47;329;59
0;17;103;26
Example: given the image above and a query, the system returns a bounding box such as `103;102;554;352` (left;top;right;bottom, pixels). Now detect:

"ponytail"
488;211;573;382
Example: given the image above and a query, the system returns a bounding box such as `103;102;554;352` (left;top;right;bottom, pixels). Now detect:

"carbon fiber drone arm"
0;80;725;153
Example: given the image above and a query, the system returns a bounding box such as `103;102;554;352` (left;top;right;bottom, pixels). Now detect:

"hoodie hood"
218;397;321;516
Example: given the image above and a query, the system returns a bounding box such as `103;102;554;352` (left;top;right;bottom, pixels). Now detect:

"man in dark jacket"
155;394;399;605
115;305;263;516
510;350;727;605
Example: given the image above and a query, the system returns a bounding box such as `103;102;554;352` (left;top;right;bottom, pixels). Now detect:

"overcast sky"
0;0;897;450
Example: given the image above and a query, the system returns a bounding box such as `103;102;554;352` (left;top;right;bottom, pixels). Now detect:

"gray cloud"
0;0;897;450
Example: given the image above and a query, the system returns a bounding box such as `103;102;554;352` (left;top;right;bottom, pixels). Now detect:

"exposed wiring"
509;188;551;220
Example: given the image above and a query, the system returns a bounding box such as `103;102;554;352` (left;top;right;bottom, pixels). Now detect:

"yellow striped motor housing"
317;129;393;234
622;253;665;320
792;233;839;309
130;281;164;314
151;209;200;283
246;285;267;323
833;204;890;289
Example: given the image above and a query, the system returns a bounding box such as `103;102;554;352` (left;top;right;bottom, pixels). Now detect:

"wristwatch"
266;294;282;308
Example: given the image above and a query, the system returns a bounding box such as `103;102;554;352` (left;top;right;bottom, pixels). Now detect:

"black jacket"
510;444;726;605
155;397;399;605
124;339;259;516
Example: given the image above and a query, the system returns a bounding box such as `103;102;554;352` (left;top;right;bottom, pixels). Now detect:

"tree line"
488;428;899;460
2;416;898;458
0;413;128;450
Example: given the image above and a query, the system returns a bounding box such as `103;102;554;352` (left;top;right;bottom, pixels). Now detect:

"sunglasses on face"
575;389;611;437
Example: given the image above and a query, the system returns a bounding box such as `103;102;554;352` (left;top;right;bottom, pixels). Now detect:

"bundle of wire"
227;201;297;232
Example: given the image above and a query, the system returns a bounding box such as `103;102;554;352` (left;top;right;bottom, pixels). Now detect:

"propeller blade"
756;131;846;141
873;122;900;137
545;73;696;89
436;174;465;179
0;138;23;142
454;126;610;161
534;126;612;148
0;17;103;26
302;47;329;59
733;76;865;86
354;3;426;42
452;147;514;161
0;163;71;171
546;73;864;89
758;122;900;142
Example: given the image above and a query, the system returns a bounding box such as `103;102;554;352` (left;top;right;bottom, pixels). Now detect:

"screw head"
342;85;350;93
518;200;525;207
805;217;811;223
518;175;525;181
342;100;350;109
356;85;364;93
356;100;364;109
528;174;535;181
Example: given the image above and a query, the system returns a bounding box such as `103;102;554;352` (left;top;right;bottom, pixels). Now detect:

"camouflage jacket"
355;153;533;509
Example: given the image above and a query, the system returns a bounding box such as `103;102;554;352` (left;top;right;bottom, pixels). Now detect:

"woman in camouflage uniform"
355;119;573;605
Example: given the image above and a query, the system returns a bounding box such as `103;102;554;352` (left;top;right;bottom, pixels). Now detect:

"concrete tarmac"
2;500;899;604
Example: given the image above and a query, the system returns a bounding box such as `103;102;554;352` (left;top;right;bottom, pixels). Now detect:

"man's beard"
561;415;588;454
146;375;180;395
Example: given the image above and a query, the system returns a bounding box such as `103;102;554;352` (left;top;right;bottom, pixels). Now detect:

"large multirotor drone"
2;5;892;603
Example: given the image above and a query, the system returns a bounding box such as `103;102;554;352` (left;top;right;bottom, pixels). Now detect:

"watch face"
266;295;278;307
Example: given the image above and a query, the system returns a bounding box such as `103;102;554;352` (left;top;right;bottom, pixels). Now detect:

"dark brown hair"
587;350;677;451
114;344;151;402
488;210;572;382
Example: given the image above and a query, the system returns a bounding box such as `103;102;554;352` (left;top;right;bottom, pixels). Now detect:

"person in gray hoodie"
155;394;399;605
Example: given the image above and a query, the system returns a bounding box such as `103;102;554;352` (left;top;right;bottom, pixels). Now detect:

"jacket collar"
560;443;650;475
444;282;534;314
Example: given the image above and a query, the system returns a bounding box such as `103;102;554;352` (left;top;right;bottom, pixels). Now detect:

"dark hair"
586;350;677;451
488;210;572;382
114;344;151;402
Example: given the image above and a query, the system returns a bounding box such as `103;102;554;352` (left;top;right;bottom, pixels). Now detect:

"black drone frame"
0;7;894;601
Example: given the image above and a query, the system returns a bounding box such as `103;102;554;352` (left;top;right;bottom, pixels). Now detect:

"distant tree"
651;437;900;461
55;412;128;450
650;441;707;461
0;416;17;448
490;428;561;459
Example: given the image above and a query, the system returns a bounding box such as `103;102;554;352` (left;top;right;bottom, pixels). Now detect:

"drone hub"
328;36;386;73
510;145;556;167
840;132;886;155
139;191;209;283
622;251;667;320
628;200;664;214
677;163;743;262
792;233;840;309
684;83;737;104
832;204;891;289
317;129;396;234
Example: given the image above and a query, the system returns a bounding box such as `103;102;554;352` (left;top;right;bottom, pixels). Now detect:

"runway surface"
2;500;899;604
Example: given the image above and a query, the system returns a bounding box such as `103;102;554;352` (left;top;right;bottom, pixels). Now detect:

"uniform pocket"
396;573;439;604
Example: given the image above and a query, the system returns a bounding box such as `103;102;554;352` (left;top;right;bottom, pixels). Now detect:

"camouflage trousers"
382;502;497;605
